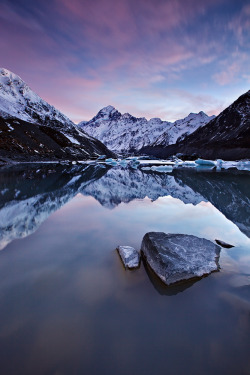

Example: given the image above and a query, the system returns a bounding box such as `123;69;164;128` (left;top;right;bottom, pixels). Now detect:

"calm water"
0;163;250;375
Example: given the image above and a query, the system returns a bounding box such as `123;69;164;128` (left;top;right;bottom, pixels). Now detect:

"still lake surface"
0;162;249;375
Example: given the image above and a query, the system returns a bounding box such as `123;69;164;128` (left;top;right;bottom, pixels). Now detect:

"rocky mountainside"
78;105;214;154
0;68;114;162
142;90;250;160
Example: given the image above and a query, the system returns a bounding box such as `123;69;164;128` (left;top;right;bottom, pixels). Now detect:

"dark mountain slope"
0;116;114;162
0;68;114;162
141;90;250;160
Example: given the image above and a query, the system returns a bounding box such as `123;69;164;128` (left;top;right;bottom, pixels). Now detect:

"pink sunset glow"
0;0;249;123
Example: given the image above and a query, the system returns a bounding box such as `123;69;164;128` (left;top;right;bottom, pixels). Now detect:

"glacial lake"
0;162;249;375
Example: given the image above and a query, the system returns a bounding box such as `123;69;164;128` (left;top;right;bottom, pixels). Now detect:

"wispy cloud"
0;0;249;122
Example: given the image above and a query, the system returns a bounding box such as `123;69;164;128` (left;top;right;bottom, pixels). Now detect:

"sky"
0;0;249;123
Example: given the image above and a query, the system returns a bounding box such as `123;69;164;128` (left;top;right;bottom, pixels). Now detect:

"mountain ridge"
141;90;250;160
0;68;114;162
79;105;215;153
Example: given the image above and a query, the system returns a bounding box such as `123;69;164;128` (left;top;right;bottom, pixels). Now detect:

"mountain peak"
102;105;116;112
0;68;25;86
94;105;121;121
0;68;12;76
0;67;74;127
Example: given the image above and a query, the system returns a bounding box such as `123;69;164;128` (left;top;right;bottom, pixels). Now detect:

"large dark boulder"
141;232;221;285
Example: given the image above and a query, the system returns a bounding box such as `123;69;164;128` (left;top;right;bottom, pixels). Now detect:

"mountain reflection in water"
0;163;249;251
0;163;250;375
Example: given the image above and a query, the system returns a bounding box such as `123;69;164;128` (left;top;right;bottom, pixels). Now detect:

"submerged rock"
141;232;221;285
117;245;140;269
215;239;234;248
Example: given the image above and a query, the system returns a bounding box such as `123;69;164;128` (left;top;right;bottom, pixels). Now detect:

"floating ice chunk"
130;160;140;169
118;159;129;166
126;156;138;161
175;160;196;168
105;158;117;166
220;161;239;169
216;159;224;167
237;160;250;171
195;158;216;166
117;245;140;269
151;165;173;173
183;161;196;166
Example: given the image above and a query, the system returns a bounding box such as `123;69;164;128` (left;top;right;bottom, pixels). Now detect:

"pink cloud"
1;0;247;124
213;62;240;86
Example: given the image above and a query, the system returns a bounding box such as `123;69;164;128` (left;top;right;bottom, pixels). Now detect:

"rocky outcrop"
141;232;221;285
215;239;234;248
117;246;140;269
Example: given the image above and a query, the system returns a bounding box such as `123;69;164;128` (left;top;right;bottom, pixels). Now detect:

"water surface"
0;163;249;375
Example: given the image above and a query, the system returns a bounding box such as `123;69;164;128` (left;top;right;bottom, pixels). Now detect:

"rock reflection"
142;257;202;295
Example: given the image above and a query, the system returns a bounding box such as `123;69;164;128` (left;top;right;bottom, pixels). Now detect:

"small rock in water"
141;232;221;285
215;239;234;248
117;246;140;269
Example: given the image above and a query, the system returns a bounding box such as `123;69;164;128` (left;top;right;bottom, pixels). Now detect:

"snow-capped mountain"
0;68;114;161
142;90;250;160
78;105;214;153
0;68;73;126
152;111;215;146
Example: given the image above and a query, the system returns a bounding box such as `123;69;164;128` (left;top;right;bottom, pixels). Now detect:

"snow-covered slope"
152;111;215;146
0;68;74;127
79;105;214;153
0;68;114;161
142;90;250;160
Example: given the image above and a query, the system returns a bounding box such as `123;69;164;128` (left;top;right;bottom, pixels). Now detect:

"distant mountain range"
142;90;250;160
0;68;249;162
0;68;114;162
79;105;215;154
79;91;249;160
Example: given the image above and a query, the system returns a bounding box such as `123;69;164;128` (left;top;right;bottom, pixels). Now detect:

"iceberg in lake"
195;158;216;166
150;165;173;173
